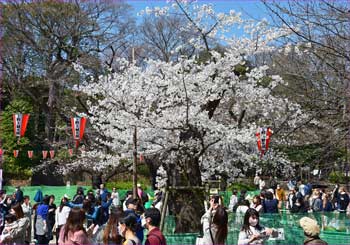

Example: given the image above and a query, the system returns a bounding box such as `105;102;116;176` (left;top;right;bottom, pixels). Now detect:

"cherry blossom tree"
73;1;307;232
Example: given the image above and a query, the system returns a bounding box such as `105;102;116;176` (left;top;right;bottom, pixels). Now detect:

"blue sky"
127;0;268;21
127;0;269;38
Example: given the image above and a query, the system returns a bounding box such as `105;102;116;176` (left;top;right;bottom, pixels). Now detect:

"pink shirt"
58;226;91;245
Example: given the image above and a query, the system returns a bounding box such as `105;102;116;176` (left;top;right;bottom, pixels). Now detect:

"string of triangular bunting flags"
0;149;75;159
0;114;87;160
10;114;86;148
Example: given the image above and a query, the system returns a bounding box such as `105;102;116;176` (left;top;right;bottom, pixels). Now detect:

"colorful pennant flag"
42;150;48;159
140;154;144;162
49;150;55;159
13;114;30;137
13;150;19;158
27;150;33;159
68;148;73;156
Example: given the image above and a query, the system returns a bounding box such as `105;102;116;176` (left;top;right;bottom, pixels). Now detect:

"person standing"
331;184;339;209
250;196;263;213
299;217;328;245
263;191;278;213
99;184;108;203
275;184;285;210
118;213;141;245
47;195;57;241
111;187;120;208
124;198;144;243
0;213;17;243
259;178;266;191
72;187;85;205
93;207;123;244
237;208;274;245
143;208;167;245
4;203;30;244
228;190;238;212
254;174;261;190
14;186;24;204
310;189;322;212
123;191;133;211
287;188;297;210
35;195;50;244
58;207;92;245
199;196;228;245
21;195;32;244
55;196;71;245
337;186;350;213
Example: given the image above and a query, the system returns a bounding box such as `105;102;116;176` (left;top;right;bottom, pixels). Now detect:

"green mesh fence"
162;198;350;245
4;185;154;205
164;212;350;245
4;186;349;244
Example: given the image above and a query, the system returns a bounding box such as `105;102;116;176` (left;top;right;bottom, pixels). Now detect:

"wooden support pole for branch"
160;189;169;232
133;126;138;199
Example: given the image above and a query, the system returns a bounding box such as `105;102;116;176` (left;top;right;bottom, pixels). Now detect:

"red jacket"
145;227;166;245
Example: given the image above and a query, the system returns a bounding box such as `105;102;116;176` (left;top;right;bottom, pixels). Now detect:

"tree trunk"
92;173;102;189
168;156;205;233
46;80;59;143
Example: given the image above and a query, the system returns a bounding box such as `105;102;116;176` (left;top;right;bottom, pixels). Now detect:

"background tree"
138;14;196;62
75;1;305;232
262;0;350;176
0;0;135;178
1;0;135;143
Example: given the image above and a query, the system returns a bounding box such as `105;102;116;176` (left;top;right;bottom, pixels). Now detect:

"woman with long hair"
118;213;140;245
55;196;71;245
199;195;228;244
212;206;228;244
93;207;124;244
250;196;263;213
58;207;91;245
237;208;274;245
2;202;30;244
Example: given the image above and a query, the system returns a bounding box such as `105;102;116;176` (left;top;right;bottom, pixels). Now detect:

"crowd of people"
232;175;350;215
223;177;349;244
196;178;349;245
0;184;166;245
0;178;348;245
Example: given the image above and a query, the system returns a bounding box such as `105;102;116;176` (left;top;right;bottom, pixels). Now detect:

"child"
0;214;18;243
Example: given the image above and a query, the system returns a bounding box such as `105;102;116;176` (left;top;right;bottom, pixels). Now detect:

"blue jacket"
263;199;278;213
15;189;24;204
100;189;108;202
37;204;49;220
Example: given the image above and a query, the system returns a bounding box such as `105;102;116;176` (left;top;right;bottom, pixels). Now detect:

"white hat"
300;217;320;236
63;194;70;199
137;183;141;188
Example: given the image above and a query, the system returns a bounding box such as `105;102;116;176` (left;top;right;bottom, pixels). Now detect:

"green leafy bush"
106;176;151;192
227;182;256;191
329;171;350;184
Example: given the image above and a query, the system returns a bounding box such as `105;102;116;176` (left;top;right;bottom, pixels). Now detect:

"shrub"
329;171;350;184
